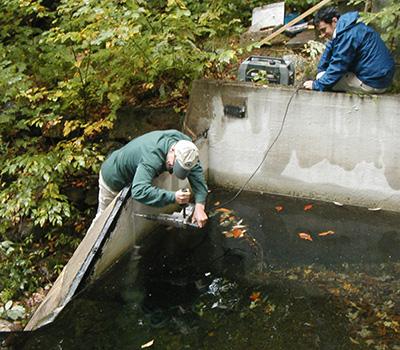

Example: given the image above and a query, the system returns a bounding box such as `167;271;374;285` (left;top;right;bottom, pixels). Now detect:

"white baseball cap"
173;140;199;179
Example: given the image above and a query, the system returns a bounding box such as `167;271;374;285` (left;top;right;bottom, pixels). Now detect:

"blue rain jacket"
313;12;395;91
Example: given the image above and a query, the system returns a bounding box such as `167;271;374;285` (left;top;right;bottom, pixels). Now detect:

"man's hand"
303;80;314;90
175;189;190;204
192;203;208;228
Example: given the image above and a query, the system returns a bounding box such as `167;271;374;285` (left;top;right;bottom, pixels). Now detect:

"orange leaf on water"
298;232;313;241
249;291;261;302
232;228;244;238
318;230;335;236
216;208;232;214
304;204;313;211
275;205;284;212
223;231;234;238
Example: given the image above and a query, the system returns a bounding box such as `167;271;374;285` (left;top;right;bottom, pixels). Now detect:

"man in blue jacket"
303;7;395;93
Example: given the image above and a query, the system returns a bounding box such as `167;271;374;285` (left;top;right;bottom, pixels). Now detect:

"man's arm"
131;163;176;207
313;34;358;91
193;203;208;228
187;163;208;205
187;163;208;227
304;41;334;90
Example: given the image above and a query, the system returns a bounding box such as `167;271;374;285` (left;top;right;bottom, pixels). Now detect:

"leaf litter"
249;291;261;302
213;207;248;240
211;205;264;271
266;262;400;349
303;204;313;211
141;339;154;348
318;230;335;237
298;232;313;241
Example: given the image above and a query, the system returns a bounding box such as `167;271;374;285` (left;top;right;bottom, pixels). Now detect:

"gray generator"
238;56;295;85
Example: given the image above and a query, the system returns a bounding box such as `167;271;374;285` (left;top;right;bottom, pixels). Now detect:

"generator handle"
246;55;286;64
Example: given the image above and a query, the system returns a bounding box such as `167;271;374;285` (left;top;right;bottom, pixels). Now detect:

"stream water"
11;189;400;349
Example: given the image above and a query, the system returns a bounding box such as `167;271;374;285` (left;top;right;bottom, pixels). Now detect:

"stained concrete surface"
185;80;400;212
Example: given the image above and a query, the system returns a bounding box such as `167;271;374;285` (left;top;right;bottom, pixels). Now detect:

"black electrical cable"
211;84;303;211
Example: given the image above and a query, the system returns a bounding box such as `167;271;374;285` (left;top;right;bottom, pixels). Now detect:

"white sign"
250;2;285;32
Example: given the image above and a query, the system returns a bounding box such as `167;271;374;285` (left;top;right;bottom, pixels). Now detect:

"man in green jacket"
96;129;208;227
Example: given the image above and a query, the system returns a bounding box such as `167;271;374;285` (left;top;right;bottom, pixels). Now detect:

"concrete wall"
91;173;187;280
185;80;400;212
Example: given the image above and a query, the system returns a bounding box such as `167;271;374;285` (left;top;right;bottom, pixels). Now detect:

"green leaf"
217;49;236;64
4;301;12;311
7;304;26;321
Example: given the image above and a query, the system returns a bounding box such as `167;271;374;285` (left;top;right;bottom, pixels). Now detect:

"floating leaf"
304;204;313;211
220;220;231;227
232;224;246;229
249;291;261;302
232;228;244;238
249;301;258;309
219;215;228;223
318;230;335;237
275;205;284;212
141;339;154;348
357;326;372;338
346;310;359;321
264;302;276;315
223;231;234;238
298;233;313;241
216;208;232;214
349;337;360;344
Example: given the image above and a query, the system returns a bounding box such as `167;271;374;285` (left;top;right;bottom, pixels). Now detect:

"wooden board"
259;0;332;46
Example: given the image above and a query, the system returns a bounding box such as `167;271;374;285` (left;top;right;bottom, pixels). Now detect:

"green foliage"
0;0;265;302
250;70;269;84
301;40;326;79
284;0;321;9
0;240;36;301
0;0;255;236
0;300;26;321
0;229;80;301
348;0;400;52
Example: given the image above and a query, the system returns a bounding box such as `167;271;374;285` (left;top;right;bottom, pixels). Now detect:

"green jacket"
100;130;208;207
